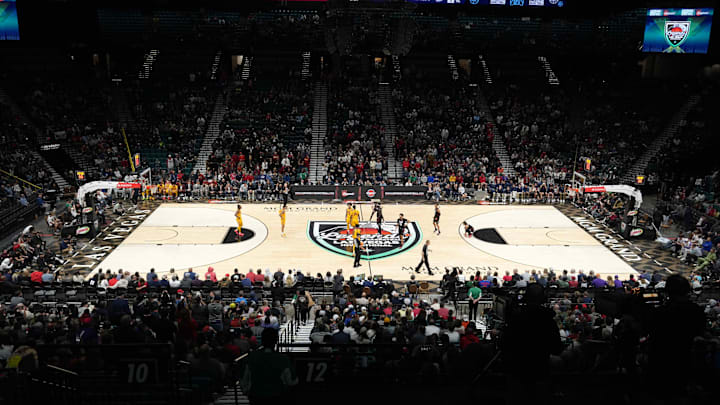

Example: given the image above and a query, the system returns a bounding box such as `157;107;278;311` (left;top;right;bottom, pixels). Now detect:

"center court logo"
307;221;421;260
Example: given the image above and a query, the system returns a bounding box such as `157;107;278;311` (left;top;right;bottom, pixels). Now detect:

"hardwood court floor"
93;203;638;281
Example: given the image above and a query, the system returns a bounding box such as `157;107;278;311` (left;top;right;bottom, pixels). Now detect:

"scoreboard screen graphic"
642;8;713;54
0;0;19;41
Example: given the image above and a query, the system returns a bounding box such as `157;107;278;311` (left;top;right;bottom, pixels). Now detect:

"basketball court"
83;202;640;281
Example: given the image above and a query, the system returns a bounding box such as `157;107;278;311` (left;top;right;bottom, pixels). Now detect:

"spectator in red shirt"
177;308;198;345
436;302;450;320
412;303;422;319
460;322;480;350
246;270;256;283
568;276;578;288
30;270;43;284
205;267;218;283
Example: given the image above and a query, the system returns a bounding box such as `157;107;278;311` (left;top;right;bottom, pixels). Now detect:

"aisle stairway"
137;49;159;80
538;56;560;86
29;151;70;191
308;82;327;184
213;385;249;405
287;320;314;353
193;92;230;175
301;51;311;80
620;94;701;184
240;56;253;80
477;92;517;177
391;55;402;82
447;55;459;81
478;55;493;84
378;84;402;182
210;51;222;81
62;146;94;178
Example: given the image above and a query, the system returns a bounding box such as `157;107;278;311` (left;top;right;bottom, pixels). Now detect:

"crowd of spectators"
14;74;131;182
3;265;719;401
652;174;720;278
0;226;66;295
575;84;669;184
393;82;503;200
127;76;217;177
201;76;313;198
322;81;388;185
646;85;715;190
0;101;56;218
21;78;111;145
318;273;718;379
490;86;572;181
248;11;322;48
485;77;685;194
14;70;219;185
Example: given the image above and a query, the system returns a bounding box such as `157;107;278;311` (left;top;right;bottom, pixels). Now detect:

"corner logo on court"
307;221;421;260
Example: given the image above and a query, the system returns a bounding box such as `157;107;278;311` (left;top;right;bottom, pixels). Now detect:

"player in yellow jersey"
350;205;360;228
142;184;152;200
156;182;165;200
279;204;287;237
235;204;244;238
345;203;353;240
170;183;179;199
345;203;353;231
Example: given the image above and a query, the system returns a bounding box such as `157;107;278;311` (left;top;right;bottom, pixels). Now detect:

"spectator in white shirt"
169;275;181;288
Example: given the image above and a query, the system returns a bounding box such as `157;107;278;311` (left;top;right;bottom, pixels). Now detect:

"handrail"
45;364;79;376
121;128;136;172
233;353;249;364
0;168;42;190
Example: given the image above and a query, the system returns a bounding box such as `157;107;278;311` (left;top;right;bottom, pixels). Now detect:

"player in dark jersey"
397;213;408;245
369;202;384;230
433;204;441;235
463;221;474;238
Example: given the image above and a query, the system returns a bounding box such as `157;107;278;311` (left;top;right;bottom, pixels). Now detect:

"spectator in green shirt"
468;285;482;320
465;275;476;288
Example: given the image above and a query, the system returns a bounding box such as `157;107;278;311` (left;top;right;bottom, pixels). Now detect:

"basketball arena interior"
1;0;720;404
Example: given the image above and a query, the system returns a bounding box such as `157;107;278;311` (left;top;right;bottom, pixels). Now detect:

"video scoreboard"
0;0;19;41
642;8;714;54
